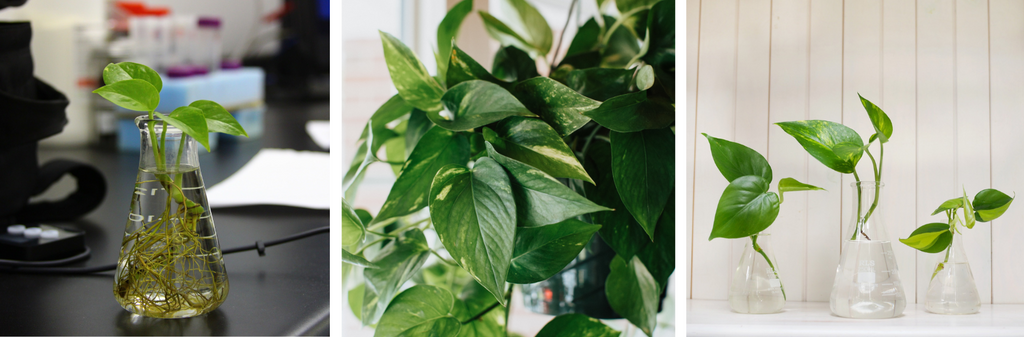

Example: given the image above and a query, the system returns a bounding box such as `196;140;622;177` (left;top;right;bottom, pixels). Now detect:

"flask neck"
136;116;200;171
847;181;887;241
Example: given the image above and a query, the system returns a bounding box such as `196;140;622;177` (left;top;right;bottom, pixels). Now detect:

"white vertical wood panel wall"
686;0;1024;303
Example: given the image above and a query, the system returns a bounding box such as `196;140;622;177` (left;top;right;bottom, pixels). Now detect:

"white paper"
306;120;330;150
206;148;329;209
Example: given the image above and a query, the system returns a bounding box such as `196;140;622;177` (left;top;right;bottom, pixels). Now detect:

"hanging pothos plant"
342;0;674;335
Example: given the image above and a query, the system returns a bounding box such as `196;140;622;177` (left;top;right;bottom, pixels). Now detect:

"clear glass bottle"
729;230;785;314
830;182;906;318
114;116;228;318
925;231;980;314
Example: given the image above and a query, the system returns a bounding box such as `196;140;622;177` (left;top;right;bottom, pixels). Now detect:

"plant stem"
429;249;459;267
459;284;513;325
851;171;864;240
550;0;579;71
599;7;646;51
504;283;512;337
751;234;785;300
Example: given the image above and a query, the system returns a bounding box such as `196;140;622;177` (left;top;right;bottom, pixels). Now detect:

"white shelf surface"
687;299;1024;336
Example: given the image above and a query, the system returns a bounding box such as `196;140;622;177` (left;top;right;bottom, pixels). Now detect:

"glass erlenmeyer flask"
830;182;906;318
729;230;785;314
114;116;228;318
925;231;980;314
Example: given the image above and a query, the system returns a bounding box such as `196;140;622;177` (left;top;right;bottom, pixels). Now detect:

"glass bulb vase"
830;182;906;318
114;116;229;318
729;230;785;314
925;231;980;314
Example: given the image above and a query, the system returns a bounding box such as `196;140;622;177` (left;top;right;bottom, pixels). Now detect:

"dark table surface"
0;101;330;335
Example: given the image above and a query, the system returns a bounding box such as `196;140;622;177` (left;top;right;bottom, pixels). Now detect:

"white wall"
687;0;1024;304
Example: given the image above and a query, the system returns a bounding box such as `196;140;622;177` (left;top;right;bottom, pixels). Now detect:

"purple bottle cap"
197;17;221;28
190;65;209;75
220;60;242;70
166;66;193;78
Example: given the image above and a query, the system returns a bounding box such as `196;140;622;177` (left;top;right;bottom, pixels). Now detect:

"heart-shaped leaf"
507;219;602;284
447;44;506;89
379;31;445;113
710;175;781;240
451;280;506;336
900;222;952;254
859;93;893;143
486;142;611;227
931;197;964;215
778;177;825;203
429;158;516;305
963;188;976;229
362;229;431;325
344;121;379;201
189;100;247;137
436;0;474;82
359;94;415;149
93;79;160;112
565;17;601;58
384;136;406;176
636;192;674;291
584;91;674;133
536;314;621;337
342;200;364;248
492;45;540;82
482;117;594;184
702;133;772;183
479;11;535;56
636;64;655;90
601;17;640;68
342;250;377;269
974;188;1014;222
776;120;864;174
503;0;553;56
565;68;633;101
584;139;651;259
512;77;599;137
374;285;461;337
372;127;470;225
616;0;661;14
643;1;674;92
606;255;659;337
611;128;675;240
348;284;364;321
433;80;535;131
405;109;434;157
102;62;163;92
156;107;209;151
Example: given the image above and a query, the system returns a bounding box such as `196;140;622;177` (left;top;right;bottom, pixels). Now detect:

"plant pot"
729;230;785;314
925;231;980;314
114;116;228;318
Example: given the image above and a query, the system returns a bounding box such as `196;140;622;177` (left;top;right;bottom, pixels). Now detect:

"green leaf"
775;120;865;174
504;0;553;56
405;109;434;157
436;0;475;81
92;79;160;112
447;44;506;89
355;209;374;226
479;11;535;56
778;177;825;203
636;192;674;291
963;188;976;229
452;280;506;337
157;107;210;151
701;134;771;183
374;285;461;337
710;175;781;240
492;45;539;82
642;0;674;93
372;127;470;225
362;229;432;325
486;142;611;227
483;117;594;184
601;18;640;68
899;222;952;254
384;137;406;176
429;158;516;305
858;93;893;143
611;129;675;240
584;139;651;259
584;91;674;133
636;64;655;90
379;31;445;113
102;62;162;92
349;284;365;321
536;314;621;337
342;200;365;247
564;67;633;101
512;77;599;137
360;95;416;148
433;80;535;131
566;17;601;57
974;189;1015;222
931;197;964;215
606;255;659;337
616;0;661;13
507;219;602;284
189;100;247;137
344;121;379;201
343;250;378;268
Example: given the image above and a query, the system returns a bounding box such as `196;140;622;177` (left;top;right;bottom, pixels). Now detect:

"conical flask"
114;116;229;318
830;182;906;318
925;231;980;314
729;230;785;314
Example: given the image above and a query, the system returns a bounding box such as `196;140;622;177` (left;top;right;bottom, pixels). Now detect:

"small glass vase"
925;231;980;314
728;230;785;314
830;181;906;318
114;116;229;318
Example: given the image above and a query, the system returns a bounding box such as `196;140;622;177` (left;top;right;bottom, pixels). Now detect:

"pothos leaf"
963;188;976;229
536;314;621;337
973;188;1015;222
374;285;461;337
362;229;431;325
507;219;602;284
584;91;674;132
584;139;651;259
900;222;952;254
777;177;825;203
564;67;633;101
775;120;864;174
702;133;772;184
710;175;780;240
482;116;594;184
342;200;364;248
611;129;675;240
479;11;534;56
512;77;599;137
436;0;474;82
189;100;247;137
859;93;893;143
606;255;659;337
93;79;160;112
492;45;540;83
931;197;963;215
447;44;506;89
372;127;470;225
156;107;209;151
102;62;162;91
434;80;535;131
379;31;445;113
342;250;377;269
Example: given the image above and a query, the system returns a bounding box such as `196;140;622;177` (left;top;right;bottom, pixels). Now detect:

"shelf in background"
687;299;1024;336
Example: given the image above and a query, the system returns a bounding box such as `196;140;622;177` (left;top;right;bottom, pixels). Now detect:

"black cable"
0;226;330;275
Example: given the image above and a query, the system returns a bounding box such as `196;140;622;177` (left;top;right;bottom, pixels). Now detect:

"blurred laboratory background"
341;0;674;336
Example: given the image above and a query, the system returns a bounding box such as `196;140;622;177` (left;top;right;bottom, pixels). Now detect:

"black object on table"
0;101;330;335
